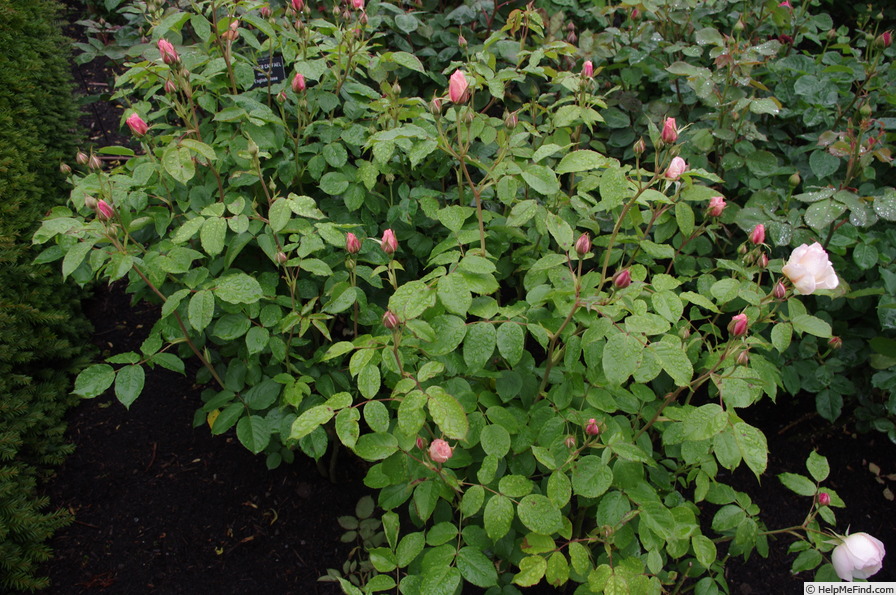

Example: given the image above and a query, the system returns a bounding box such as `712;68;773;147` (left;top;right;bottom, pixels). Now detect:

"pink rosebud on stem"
575;232;591;256
76;151;89;165
729;313;748;337
750;224;765;245
817;492;831;506
382;310;399;330
448;69;469;104
429;439;453;463
613;269;631;289
96;199;114;221
157;39;179;64
661;117;678;144
829;336;843;349
708;196;726;217
164;79;177;94
291;0;304;11
773;281;787;299
291;72;306;93
582;60;594;78
381;229;398;255
585;418;600;436
345;232;361;254
664;156;687;180
351;0;364;9
126;113;149;136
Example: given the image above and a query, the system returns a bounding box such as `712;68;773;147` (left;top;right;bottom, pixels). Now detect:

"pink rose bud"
60;162;72;175
758;253;769;268
75;151;88;165
96;199;114;220
345;232;361;254
664;156;687;180
291;0;303;11
164;79;177;94
416;436;426;450
737;350;750;366
582;60;594;77
661;117;678;144
504;111;518;129
585;418;600;436
575;232;591;256
88;154;102;171
448;69;469;104
84;195;98;210
429;438;453;463
221;20;240;41
817;492;831;506
277;91;287;103
382;310;399;329
157;39;179;64
458;33;467;47
564;435;576;449
260;4;272;18
881;31;892;48
291;72;306;93
352;0;364;8
773;281;787;299
708;196;726;217
430;97;442;114
750;224;765;245
832;533;886;582
613;269;631;289
381;229;398;255
126;113;149;136
729;313;748;337
829;336;843;349
276;251;288;264
778;0;792;8
631;7;640;19
633;137;646;155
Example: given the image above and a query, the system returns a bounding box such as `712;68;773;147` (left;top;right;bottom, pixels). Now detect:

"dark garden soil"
42;4;896;593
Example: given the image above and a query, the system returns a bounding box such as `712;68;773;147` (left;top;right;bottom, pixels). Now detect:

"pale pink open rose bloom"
781;242;839;295
448;69;469;104
429;439;453;463
832;533;885;582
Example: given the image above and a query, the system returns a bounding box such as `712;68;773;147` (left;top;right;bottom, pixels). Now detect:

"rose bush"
44;0;896;589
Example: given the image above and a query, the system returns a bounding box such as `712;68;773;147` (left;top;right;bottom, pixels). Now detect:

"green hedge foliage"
0;0;92;590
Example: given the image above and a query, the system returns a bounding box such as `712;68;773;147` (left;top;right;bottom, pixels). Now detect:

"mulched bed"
41;3;896;592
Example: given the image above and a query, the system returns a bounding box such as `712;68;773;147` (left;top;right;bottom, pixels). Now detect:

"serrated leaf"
114;365;145;408
517;495;563;535
497;322;525;365
427;386;468;440
389;280;436;321
73;364;115;398
438;273;472;316
335;407;360;448
484;494;514;541
188;290;215;332
521;164;560;196
236;415;270;454
457;547;498;588
464;322;496;372
779;472;817;496
215;273;263;304
556;150;608;174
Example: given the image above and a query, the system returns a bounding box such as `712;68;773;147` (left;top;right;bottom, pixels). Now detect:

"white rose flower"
781;242;839;295
832;532;886;582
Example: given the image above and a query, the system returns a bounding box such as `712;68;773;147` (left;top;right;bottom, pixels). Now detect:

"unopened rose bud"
458;33;467;47
429;438;453;463
631;7;640;19
391;81;401;95
750;224;765;245
351;0;364;9
60;163;72;175
758;253;769;268
789;172;801;188
221;20;240;41
734;19;745;32
660;117;678;144
76;151;88;165
582;60;594;78
504;111;518;129
585;418;600;436
774;281;787;299
829;336;843;349
345;232;361;254
164;79;177;94
633;137;646;155
729;313;748;337
817;491;831;506
737;349;750;366
359;12;368;25
430;97;442;115
291;0;303;10
276;251;288;264
88;154;102;171
381;229;397;255
859;103;872;118
84;195;98;210
448;69;469;104
126;113;149;136
564;435;576;449
566;30;577;44
416;436;426;450
664;156;687;180
260;4;272;18
827;29;837;40
158;38;179;64
878;31;892;48
277;91;287;103
778;0;792;8
613;269;631;289
96;199;114;220
382;310;399;329
708;196;726;217
575;232;591;256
